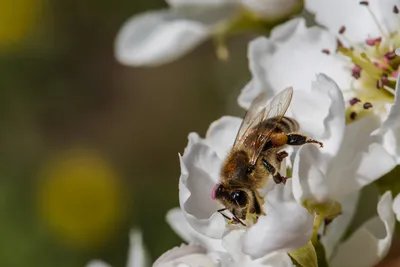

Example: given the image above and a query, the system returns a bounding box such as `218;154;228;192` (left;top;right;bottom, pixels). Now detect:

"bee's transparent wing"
233;92;269;147
249;87;294;164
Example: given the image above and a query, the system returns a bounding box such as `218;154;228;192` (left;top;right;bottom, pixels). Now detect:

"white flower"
238;16;398;197
86;230;148;267
178;74;352;261
179;116;314;255
115;0;304;67
239;3;400;161
239;24;398;258
291;84;396;205
324;191;395;267
179;118;313;257
165;208;295;266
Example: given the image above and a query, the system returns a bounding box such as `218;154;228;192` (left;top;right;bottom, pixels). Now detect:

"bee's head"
212;183;263;223
212;183;249;208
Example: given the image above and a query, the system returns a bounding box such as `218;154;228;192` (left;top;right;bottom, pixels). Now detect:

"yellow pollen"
339;47;382;78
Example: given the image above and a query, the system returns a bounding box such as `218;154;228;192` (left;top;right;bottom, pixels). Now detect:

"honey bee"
211;87;323;226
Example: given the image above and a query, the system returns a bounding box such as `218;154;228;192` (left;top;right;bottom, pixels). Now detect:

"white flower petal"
181;140;222;185
258;252;295;267
290;74;345;150
222;230;247;262
321;191;360;260
204;116;242;159
238;80;259;110
167;0;239;6
330;191;395;267
380;128;400;164
305;0;399;43
379;74;400;162
375;0;400;41
292;144;330;203
393;193;400;221
166;207;225;252
238;19;304;108
292;74;346;203
239;18;351;109
127;230;148;267
294;115;396;202
269;17;304;43
115;10;208;67
328;116;396;199
153;244;217;267
115;6;237;67
179;142;226;238
380;62;400;133
86;261;112;267
267;23;350;94
243;181;313;258
242;0;303;21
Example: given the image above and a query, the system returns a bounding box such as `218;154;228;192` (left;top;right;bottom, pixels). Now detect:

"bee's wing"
233;87;294;155
249;87;293;164
233;91;269;147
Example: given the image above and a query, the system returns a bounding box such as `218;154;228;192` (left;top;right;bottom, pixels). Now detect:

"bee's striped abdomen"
279;117;299;133
265;116;299;134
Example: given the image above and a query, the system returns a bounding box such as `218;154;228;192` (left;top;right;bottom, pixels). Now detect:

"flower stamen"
366;37;382;46
363;102;373;109
339;26;346;35
383;85;396;95
360;1;390;39
349;97;361;105
394;5;399;14
350;111;357;120
321;49;330;55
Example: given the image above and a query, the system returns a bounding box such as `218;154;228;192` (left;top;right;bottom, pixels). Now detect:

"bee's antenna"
218;208;246;226
217;208;231;220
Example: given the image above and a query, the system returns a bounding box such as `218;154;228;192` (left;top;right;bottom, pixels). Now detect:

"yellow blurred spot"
0;0;42;49
36;148;126;249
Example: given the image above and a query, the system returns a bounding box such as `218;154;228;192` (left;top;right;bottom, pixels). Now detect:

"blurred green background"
0;0;255;266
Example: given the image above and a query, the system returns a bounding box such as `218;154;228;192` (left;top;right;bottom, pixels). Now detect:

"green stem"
311;213;324;245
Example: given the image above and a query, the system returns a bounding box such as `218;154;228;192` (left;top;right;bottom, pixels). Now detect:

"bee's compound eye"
230;191;247;206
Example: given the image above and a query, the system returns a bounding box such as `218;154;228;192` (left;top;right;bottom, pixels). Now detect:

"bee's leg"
277;151;288;162
262;159;286;184
286;133;323;148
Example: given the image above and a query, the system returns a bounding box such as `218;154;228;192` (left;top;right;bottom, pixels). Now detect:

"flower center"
323;2;400;123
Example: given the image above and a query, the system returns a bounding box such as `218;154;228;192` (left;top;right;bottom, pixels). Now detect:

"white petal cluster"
178;114;314;250
100;1;400;267
115;0;303;67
